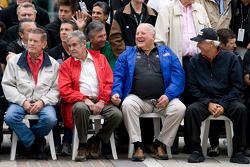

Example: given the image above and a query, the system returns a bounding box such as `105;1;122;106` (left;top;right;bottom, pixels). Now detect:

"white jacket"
2;51;59;106
155;0;211;62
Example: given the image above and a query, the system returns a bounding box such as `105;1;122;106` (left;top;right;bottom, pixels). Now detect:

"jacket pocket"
16;80;32;96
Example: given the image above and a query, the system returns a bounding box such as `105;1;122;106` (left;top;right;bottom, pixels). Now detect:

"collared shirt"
79;51;99;98
179;1;197;56
27;51;44;85
130;47;165;99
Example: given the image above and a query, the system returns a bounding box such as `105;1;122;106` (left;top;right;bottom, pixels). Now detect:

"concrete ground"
0;134;249;167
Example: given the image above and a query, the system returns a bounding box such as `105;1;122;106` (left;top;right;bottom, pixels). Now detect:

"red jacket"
58;50;113;128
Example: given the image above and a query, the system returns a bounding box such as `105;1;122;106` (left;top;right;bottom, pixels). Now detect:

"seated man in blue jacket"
111;23;186;161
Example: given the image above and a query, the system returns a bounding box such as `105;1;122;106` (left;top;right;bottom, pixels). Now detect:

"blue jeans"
4;103;57;147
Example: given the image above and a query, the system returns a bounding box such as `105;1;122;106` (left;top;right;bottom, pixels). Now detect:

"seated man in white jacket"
2;28;59;160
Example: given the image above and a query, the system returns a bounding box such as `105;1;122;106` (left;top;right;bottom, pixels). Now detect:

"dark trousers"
73;102;122;144
185;101;248;154
208;121;224;147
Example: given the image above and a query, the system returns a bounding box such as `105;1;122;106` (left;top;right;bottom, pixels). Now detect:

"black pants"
185;101;248;154
208;120;224;147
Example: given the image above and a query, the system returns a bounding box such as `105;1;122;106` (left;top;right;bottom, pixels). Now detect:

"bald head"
136;23;155;53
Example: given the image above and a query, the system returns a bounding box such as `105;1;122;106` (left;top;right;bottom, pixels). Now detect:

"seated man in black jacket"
185;28;249;164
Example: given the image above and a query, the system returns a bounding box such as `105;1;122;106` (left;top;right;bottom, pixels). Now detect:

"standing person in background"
196;0;233;30
147;0;173;12
231;0;250;58
45;0;77;49
0;0;49;29
110;0;157;57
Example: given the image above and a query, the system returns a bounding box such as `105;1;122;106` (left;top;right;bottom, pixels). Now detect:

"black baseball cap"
191;28;218;42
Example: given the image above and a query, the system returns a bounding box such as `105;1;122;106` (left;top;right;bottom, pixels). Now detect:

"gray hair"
17;2;37;15
18;18;35;33
85;21;105;40
67;30;86;43
137;23;156;38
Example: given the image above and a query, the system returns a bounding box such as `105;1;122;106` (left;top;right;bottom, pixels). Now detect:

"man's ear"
104;15;108;22
18;32;23;39
43;40;47;49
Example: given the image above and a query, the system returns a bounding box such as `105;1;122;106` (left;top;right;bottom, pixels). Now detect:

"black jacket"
4;24;44;43
109;2;157;57
7;39;26;56
49;44;70;63
231;0;250;47
0;3;50;29
45;18;61;49
188;50;243;110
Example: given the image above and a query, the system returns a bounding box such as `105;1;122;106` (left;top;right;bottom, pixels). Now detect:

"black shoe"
230;152;249;164
61;142;72;156
55;144;62;155
87;135;101;159
245;148;250;157
208;145;219;157
33;137;47;160
188;151;205;163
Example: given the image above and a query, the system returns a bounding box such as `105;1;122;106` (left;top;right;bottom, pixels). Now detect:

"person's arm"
39;61;60;106
164;50;185;101
187;58;211;105
1;57;26;106
219;56;243;109
154;5;170;45
111;52;127;99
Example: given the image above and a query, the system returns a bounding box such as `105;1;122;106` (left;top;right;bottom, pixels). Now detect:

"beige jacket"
155;0;211;62
2;51;59;106
196;0;232;30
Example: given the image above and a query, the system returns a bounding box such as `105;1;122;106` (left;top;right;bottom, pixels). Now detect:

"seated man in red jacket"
58;30;122;161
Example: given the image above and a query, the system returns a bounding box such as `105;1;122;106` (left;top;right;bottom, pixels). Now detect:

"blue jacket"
112;45;185;101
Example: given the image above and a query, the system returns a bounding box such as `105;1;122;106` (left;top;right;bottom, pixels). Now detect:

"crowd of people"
0;0;249;165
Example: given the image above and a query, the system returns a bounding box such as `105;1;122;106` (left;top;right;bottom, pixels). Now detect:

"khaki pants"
73;102;122;144
122;94;186;147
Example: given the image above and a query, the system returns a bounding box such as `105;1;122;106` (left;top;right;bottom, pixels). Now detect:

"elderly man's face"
135;25;154;50
18;7;36;21
197;40;214;59
90;28;106;50
67;37;86;59
19;22;37;44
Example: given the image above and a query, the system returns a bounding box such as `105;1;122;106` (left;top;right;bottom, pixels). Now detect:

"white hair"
205;39;220;47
